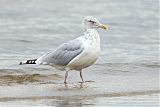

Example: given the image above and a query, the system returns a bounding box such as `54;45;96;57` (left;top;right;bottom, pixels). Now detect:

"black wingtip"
26;59;37;64
19;62;23;65
19;59;37;65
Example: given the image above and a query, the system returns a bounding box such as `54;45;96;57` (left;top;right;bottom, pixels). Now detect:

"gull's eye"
88;20;96;24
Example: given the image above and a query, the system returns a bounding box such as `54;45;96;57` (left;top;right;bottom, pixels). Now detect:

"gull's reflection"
64;82;84;89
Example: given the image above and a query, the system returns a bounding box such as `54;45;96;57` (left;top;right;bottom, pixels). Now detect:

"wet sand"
0;63;159;107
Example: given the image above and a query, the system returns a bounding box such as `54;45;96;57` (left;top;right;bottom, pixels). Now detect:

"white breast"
67;29;100;70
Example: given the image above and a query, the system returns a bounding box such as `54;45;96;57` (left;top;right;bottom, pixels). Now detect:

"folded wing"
36;38;84;66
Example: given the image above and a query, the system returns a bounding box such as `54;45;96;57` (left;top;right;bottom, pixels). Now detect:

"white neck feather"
84;29;100;40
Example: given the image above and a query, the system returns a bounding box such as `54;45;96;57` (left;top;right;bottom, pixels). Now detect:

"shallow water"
0;0;159;106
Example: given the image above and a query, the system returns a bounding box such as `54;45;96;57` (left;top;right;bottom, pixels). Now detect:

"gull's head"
82;16;108;30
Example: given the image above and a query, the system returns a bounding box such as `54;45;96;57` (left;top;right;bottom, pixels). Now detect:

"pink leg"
80;70;84;83
64;70;69;84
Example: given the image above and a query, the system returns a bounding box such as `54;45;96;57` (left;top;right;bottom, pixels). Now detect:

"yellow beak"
99;24;108;30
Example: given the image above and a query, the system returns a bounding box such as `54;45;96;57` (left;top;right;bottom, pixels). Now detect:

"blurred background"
0;0;159;107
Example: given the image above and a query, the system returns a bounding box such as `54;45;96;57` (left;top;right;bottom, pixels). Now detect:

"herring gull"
20;16;108;83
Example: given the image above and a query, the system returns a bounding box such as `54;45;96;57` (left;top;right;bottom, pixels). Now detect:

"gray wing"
38;38;84;66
